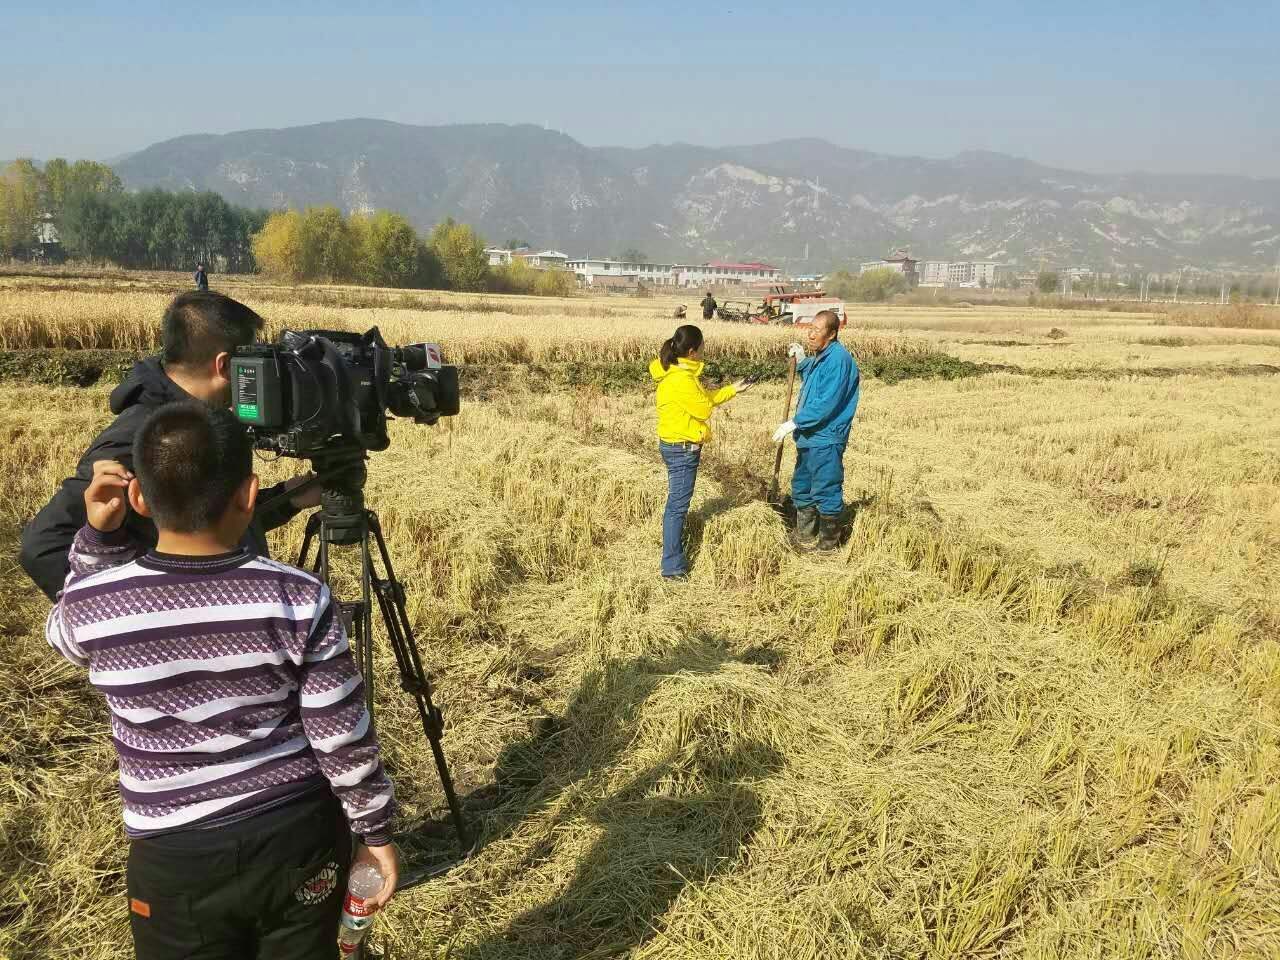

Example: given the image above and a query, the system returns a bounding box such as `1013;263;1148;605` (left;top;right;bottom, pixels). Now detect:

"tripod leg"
366;512;470;851
296;512;321;571
360;526;376;719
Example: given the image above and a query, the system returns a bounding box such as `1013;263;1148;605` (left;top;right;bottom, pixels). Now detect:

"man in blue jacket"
772;310;860;550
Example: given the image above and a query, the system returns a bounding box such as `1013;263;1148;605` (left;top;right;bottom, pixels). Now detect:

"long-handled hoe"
766;356;798;511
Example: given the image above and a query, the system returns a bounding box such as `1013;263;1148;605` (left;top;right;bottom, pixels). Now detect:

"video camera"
231;327;459;458
235;328;472;858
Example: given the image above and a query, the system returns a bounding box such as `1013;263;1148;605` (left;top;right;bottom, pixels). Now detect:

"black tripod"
294;453;469;870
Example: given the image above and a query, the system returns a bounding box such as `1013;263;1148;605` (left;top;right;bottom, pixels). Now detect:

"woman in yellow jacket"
648;324;753;579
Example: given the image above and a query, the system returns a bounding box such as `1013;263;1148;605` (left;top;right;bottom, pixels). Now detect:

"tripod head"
307;447;370;545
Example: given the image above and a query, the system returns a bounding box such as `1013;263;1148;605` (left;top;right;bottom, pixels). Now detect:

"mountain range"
114;119;1280;273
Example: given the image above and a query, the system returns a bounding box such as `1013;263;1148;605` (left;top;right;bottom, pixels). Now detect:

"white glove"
787;342;805;361
772;420;796;443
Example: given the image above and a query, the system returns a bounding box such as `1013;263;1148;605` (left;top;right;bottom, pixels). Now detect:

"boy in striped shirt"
47;400;399;959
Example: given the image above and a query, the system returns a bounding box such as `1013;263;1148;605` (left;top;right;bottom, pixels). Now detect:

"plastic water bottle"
337;862;385;956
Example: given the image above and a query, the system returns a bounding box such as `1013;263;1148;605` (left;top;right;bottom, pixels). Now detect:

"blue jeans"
660;441;702;576
792;443;845;516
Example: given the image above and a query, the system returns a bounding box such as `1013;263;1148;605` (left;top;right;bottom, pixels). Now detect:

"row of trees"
62;189;265;271
0;157;265;270
1;158;123;258
2;157;120;257
251;207;577;295
3;159;577;294
252;208;489;289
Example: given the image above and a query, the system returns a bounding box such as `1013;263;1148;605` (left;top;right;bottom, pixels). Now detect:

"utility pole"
1274;253;1280;306
1173;265;1187;303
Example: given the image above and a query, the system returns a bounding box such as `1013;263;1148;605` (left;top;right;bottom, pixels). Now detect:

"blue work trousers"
659;441;701;576
791;444;845;516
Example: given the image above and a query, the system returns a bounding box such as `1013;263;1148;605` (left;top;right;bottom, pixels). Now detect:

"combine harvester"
717;287;847;326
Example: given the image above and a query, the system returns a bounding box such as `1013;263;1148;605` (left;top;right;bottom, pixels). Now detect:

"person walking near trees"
194;262;209;291
772;309;860;551
701;291;717;320
649;324;753;579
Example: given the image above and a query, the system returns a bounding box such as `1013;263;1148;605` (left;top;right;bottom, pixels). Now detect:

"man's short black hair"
133;401;253;533
162;291;264;369
814;309;841;337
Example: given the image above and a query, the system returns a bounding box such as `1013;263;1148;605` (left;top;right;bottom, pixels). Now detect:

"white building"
566;258;662;285
486;248;570;269
917;260;1001;288
679;261;781;286
521;250;569;269
565;258;781;287
919;261;950;286
860;253;919;287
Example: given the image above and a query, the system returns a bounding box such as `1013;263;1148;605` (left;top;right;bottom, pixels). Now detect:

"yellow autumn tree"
356;211;420;288
0;160;42;258
299;206;357;283
251;211;305;281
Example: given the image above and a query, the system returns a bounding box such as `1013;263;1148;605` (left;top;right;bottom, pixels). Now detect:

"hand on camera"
732;378;754;394
85;460;133;533
285;472;322;509
354;842;401;910
787;343;805;361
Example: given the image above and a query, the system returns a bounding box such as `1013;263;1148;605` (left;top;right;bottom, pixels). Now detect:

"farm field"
1;274;1278;959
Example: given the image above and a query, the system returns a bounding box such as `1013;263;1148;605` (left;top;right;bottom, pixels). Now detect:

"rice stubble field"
1;274;1278;959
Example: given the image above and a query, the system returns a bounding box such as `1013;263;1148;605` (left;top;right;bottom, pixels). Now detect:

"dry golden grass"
1161;302;1280;331
0;282;920;366
1;278;1279;959
4;273;1279;373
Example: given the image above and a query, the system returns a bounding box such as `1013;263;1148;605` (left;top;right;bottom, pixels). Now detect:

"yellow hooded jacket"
649;356;737;444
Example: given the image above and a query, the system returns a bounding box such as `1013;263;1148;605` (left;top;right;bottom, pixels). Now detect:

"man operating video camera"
19;290;319;599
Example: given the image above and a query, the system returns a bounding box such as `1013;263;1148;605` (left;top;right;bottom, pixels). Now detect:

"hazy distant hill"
115;119;1280;272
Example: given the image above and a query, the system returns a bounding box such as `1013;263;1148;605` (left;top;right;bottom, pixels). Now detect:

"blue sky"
5;0;1277;177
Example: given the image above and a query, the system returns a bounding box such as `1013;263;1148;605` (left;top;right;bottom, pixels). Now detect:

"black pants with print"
127;788;353;960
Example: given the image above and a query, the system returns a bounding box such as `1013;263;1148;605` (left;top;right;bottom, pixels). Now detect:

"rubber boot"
794;506;819;547
817;514;843;551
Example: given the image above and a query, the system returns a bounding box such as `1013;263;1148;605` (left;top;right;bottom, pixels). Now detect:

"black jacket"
701;295;717;316
18;358;300;600
195;267;208;290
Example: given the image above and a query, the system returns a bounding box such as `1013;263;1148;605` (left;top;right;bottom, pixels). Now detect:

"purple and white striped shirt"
46;525;396;844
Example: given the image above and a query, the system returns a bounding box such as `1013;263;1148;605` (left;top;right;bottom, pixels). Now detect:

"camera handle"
297;506;471;880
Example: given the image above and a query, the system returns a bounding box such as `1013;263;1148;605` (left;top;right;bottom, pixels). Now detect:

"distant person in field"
194;262;209;291
701;291;718;320
772;309;860;551
18;291;317;600
649;324;753;579
673;304;687;319
46;402;399;959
